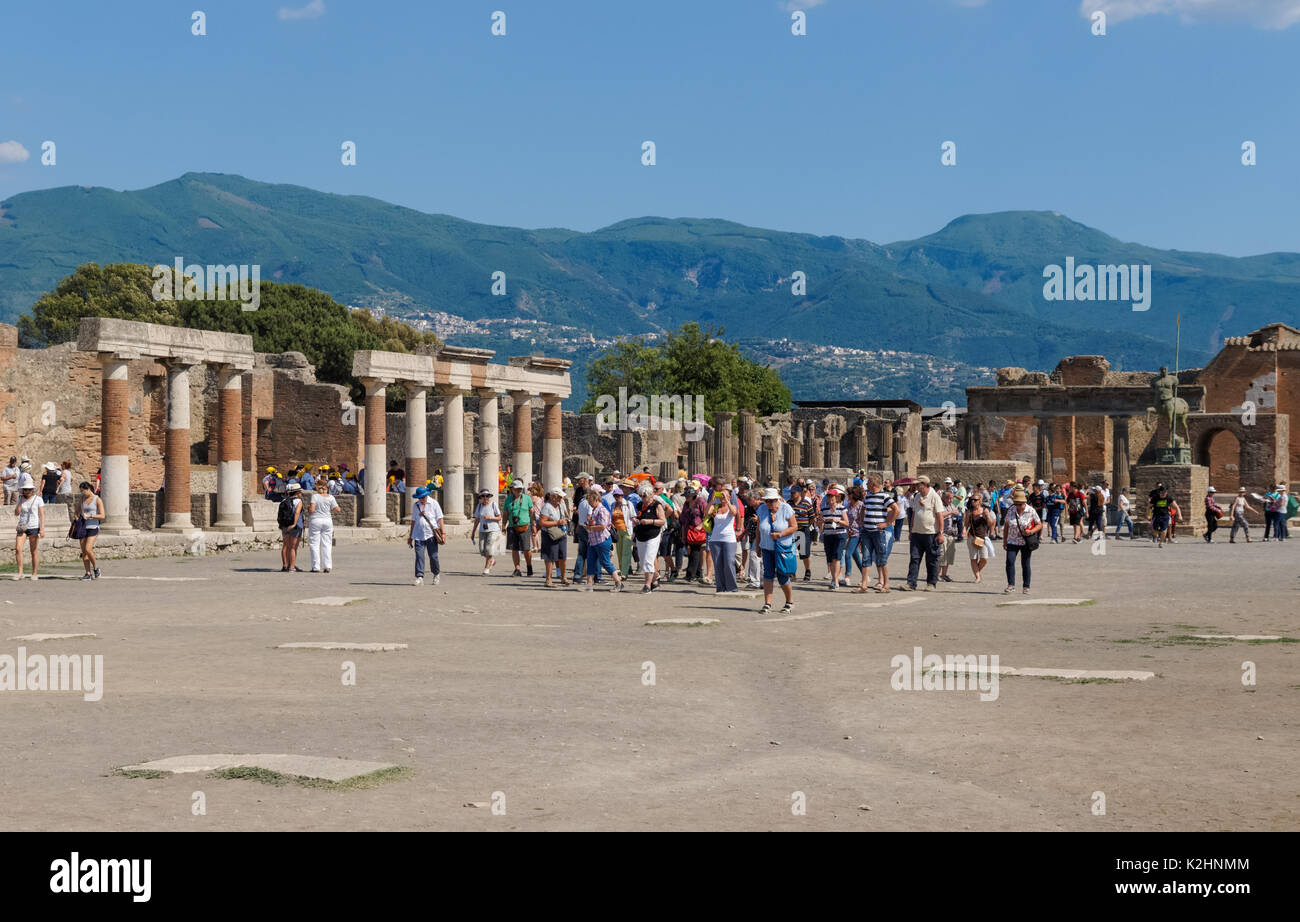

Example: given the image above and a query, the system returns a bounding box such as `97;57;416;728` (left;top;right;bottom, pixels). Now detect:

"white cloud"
1084;1;1300;28
0;140;31;164
279;0;325;21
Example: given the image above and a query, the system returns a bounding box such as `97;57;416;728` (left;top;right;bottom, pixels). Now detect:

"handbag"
685;526;707;545
774;539;797;576
545;525;566;541
971;535;985;549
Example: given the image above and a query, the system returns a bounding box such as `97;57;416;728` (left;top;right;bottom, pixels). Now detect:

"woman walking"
817;486;849;591
857;475;897;593
307;480;340;573
39;462;60;505
537;486;571;588
529;482;546;553
582;486;624;592
631;482;666;593
58;461;74;498
844;485;868;584
280;482;305;572
680;485;709;584
1003;488;1043;594
706;474;739;593
471;487;503;575
1067;483;1085;543
757;487;797;615
76;480;104;580
407;485;445;586
965;493;995;583
13;474;44;580
938;489;961;582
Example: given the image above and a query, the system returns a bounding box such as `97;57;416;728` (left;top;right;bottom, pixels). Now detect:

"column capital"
402;381;430;397
474;386;501;399
360;376;393;391
162;355;202;370
99;350;140;365
508;389;535;402
435;384;471;398
540;392;563;406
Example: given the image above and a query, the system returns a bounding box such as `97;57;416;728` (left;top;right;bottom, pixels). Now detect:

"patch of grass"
1247;637;1298;644
115;769;167;780
1160;635;1230;647
210;764;412;790
1037;676;1124;685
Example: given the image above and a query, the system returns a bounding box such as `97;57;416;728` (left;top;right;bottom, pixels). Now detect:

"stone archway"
1195;427;1242;495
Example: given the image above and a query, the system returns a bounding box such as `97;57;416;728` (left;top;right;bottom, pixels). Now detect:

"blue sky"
2;0;1298;255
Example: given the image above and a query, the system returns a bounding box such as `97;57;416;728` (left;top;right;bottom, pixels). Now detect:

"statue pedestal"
1155;447;1191;465
1131;463;1208;536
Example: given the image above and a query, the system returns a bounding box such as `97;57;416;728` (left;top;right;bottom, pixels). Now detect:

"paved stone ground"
0;533;1295;831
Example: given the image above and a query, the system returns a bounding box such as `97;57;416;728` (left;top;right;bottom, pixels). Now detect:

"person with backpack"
306;479;340;573
407;485;445;586
503;480;536;577
278;482;305;572
1066;483;1085;543
471;487;503;575
679;485;709;584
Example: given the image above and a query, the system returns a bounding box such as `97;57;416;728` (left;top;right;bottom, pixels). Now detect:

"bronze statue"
1148;366;1189;450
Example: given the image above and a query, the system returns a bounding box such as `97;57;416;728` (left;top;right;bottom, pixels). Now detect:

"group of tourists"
261;461;447;501
4;453;105;581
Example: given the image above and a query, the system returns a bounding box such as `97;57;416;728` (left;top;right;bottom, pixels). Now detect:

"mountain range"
4;172;1297;406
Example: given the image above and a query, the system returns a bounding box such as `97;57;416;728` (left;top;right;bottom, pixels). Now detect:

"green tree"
581;322;791;418
17;263;184;346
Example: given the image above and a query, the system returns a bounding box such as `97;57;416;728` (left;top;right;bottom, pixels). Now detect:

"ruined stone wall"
250;355;360;473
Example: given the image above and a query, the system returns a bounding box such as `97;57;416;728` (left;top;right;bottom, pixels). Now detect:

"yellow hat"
266;466;275;473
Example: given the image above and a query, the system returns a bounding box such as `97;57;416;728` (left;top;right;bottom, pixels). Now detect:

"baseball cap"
1207;486;1216;493
511;481;524;490
477;487;492;496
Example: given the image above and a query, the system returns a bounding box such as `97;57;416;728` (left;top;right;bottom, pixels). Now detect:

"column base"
360;516;390;528
443;514;466;525
158;516;195;533
98;526;139;537
210;520;252;533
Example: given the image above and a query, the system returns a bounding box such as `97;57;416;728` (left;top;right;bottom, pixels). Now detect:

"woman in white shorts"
13;474;44;580
631;482;666;592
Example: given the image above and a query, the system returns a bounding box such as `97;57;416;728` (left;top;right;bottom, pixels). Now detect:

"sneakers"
923;584;934;591
482;567;491;575
431;575;440;586
414;576;423;586
92;568;100;579
512;568;522;577
640;586;652;594
1003;586;1015;594
526;563;534;577
81;573;94;581
802;572;811;582
759;603;772;614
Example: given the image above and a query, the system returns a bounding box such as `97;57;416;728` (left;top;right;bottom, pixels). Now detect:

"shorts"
967;535;993;560
478;529;499;556
797;527;812;559
282;526;302;539
864;527;894;566
1152;515;1170;532
539;533;566;562
18;527;39;537
506;527;529;551
761;547;792;586
822;531;846;562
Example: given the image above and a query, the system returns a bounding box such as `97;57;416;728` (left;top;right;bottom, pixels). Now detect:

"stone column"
713;411;735;475
213;366;249;531
441;388;468;523
510;391;533;483
826;429;841;469
1036;417;1053;484
158;361;195;532
854;420;868;470
361;377;389;527
476;389;501;496
808;432;825;468
760;435;777;484
1112;415;1131;494
784;433;801;474
618;429;635;475
687;429;706;473
892;432;906;478
738;410;758;477
962;417;979;461
405;384;429;492
878;421;894;473
541;394;563;491
241;373;258;497
98;355;136;535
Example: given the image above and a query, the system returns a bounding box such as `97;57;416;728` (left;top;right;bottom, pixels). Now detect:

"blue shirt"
758;501;796;551
299;472;315;490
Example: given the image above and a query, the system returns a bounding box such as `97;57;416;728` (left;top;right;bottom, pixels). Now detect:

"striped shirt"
861;490;896;528
819;498;847;535
792;497;815;528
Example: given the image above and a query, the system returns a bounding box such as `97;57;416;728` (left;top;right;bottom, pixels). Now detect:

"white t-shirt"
410;498;444;541
474;500;501;532
1;466;19;490
708;492;736;542
539;501;566;530
17;496;44;530
308;493;339;524
57;470;73;494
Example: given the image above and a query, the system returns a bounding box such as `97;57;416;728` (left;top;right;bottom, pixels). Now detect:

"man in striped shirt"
859;474;899;592
790;483;817;581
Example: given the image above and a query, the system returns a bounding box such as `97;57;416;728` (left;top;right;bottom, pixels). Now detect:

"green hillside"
6;172;1296;398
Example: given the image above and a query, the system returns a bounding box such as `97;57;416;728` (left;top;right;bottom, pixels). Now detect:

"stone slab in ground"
275;642;407;652
8;632;98;642
935;664;1155;681
121;754;397;783
1192;634;1283;641
646;618;720;626
998;598;1094;606
291;596;367;606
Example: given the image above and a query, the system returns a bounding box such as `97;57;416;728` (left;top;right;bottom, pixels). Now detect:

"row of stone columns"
967;413;1133;492
99;355;248;535
358;382;564;525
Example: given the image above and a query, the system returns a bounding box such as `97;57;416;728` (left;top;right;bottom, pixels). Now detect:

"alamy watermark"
151;257;261;311
595;387;706;441
890;646;1000;702
1043;257;1150;312
0;646;103;701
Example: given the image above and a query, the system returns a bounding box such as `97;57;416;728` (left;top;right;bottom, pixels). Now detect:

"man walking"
1204;487;1224;543
904;475;944;591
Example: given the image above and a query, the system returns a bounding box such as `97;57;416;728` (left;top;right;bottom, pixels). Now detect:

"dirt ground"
0;531;1295;831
